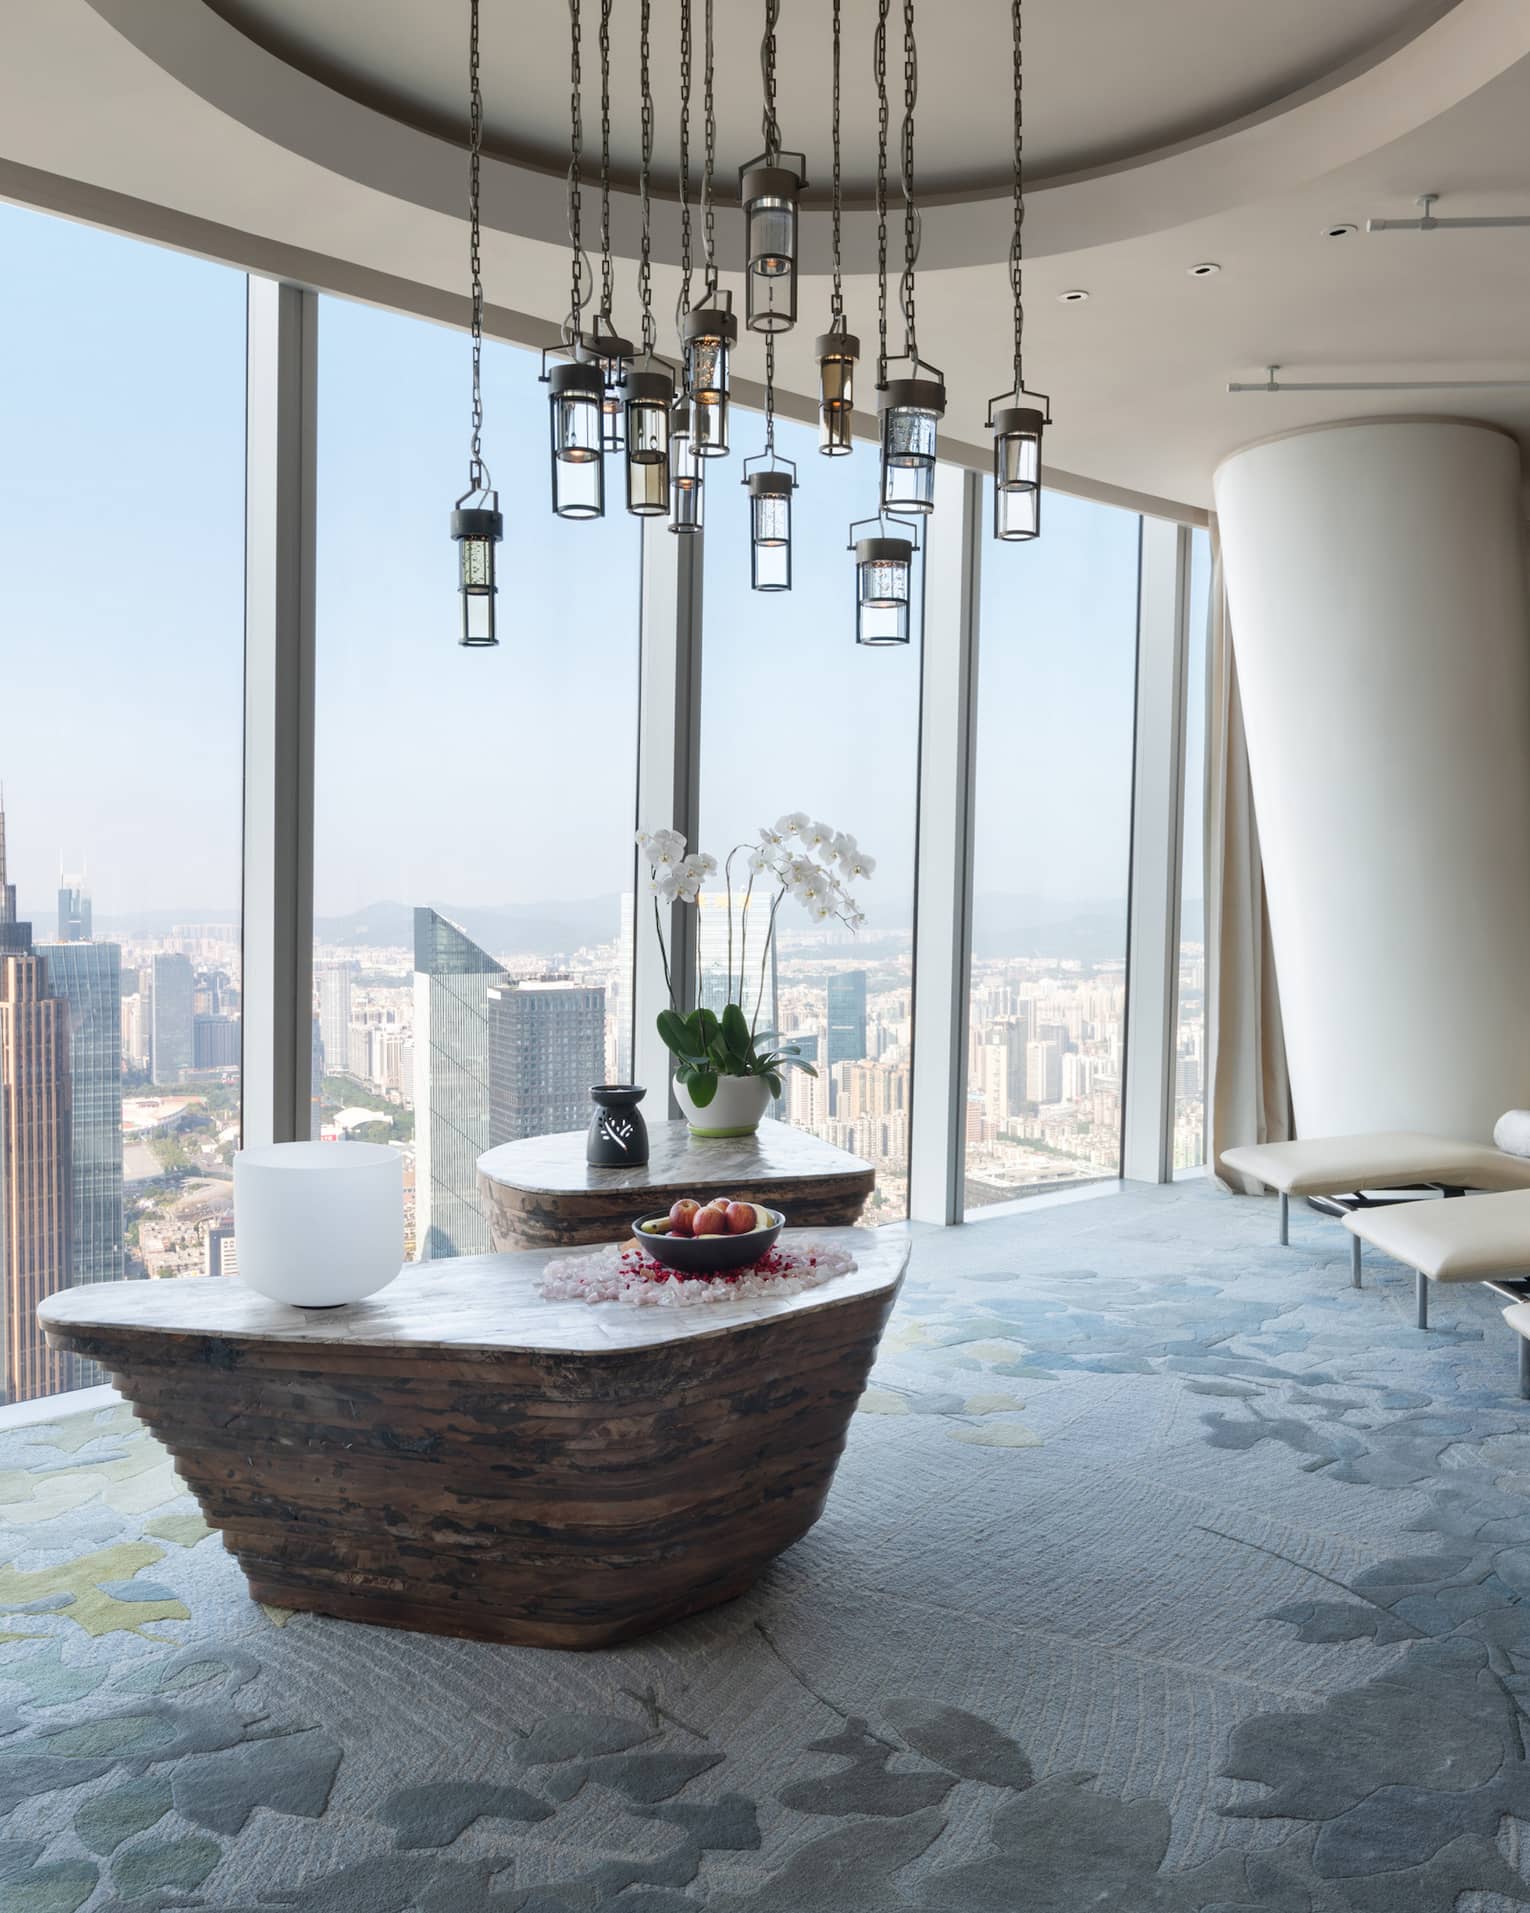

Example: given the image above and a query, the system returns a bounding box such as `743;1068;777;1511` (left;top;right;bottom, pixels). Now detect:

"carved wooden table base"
39;1229;906;1649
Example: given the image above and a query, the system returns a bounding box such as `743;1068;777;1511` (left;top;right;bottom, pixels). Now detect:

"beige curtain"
1204;518;1293;1191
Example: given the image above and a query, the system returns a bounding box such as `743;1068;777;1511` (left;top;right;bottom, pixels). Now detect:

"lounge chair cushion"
1219;1133;1530;1199
1345;1188;1530;1283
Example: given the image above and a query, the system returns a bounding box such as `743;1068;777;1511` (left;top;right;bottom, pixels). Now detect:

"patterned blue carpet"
5;1179;1530;1908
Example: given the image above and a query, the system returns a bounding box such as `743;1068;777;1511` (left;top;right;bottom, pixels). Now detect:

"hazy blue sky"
0;200;1191;932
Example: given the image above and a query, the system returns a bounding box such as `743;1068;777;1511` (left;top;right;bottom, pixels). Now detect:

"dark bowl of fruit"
633;1198;784;1275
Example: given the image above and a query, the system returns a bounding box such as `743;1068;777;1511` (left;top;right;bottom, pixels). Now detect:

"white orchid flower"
687;851;718;876
746;849;774;875
758;822;785;847
804;820;834;852
775;811;809;839
841;850;876;881
831;831;856;860
647;871;679;900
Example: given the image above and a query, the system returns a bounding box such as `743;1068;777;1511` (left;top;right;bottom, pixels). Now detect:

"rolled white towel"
1494;1110;1530;1159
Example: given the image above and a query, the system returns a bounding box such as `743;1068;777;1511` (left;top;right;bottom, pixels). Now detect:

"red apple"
725;1202;757;1235
669;1198;699;1237
693;1204;728;1236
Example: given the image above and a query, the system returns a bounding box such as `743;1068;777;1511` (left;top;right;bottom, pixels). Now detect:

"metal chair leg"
1350;1234;1362;1289
1519;1335;1530;1401
1416;1270;1429;1330
1278;1192;1289;1247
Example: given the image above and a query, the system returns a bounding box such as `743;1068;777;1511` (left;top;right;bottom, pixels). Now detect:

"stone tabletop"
476;1119;877;1252
477;1118;872;1196
38;1227;907;1358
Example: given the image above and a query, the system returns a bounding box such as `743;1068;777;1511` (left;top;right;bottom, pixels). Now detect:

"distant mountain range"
93;890;1204;966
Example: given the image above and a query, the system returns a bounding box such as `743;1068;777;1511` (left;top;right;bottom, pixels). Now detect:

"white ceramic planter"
672;1072;773;1139
233;1140;404;1308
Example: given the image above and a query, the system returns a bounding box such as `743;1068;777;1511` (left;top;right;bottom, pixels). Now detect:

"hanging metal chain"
874;0;890;383
677;0;694;327
760;0;781;161
765;332;776;456
1010;0;1024;391
566;0;587;338
701;0;718;295
467;0;488;491
899;0;920;362
598;0;614;323
829;0;844;318
638;0;656;354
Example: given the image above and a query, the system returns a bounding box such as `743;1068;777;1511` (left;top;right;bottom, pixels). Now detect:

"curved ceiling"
205;0;1454;198
3;0;1530;513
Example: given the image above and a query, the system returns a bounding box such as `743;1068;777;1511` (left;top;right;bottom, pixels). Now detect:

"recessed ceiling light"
1057;288;1090;303
1324;222;1358;238
1187;262;1221;277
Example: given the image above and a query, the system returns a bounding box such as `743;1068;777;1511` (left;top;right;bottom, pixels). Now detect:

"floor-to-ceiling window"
1175;528;1211;1170
0;205;246;1402
698;410;920;1220
964;488;1141;1210
313;299;640;1262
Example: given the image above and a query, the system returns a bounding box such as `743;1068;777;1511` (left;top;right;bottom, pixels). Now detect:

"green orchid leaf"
765;1072;783;1097
720;1001;752;1059
686;1070;719;1107
656;1009;692;1054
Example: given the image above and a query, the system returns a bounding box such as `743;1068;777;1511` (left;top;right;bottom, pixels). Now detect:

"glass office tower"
413;907;503;1261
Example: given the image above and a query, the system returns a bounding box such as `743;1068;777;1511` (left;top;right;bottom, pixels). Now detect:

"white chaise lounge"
1345;1190;1530;1392
1220;1133;1530;1286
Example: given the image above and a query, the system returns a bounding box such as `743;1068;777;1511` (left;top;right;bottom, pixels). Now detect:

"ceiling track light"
986;0;1048;542
1367;192;1530;233
450;0;501;649
1227;363;1530;395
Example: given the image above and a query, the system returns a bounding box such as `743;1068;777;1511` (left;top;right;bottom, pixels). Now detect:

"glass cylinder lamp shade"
233;1141;403;1307
669;400;705;534
681;304;738;458
450;504;504;647
879;377;946;515
624;367;673;517
992;405;1044;540
816;328;859;455
547;360;605;519
741;161;804;334
855;534;914;646
747;471;794;592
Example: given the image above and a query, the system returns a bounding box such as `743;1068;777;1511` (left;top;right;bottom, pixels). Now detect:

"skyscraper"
413;908;503;1261
488;978;605;1143
57;871;91;942
318;964;352;1079
1026;1038;1063;1105
0;800;73;1402
150;952;194;1085
827;970;869;1066
35;939;124;1293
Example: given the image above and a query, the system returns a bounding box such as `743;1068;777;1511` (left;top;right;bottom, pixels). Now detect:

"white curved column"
1214;420;1530;1141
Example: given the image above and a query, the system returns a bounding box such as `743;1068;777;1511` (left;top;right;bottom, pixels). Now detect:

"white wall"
1215;419;1530;1140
